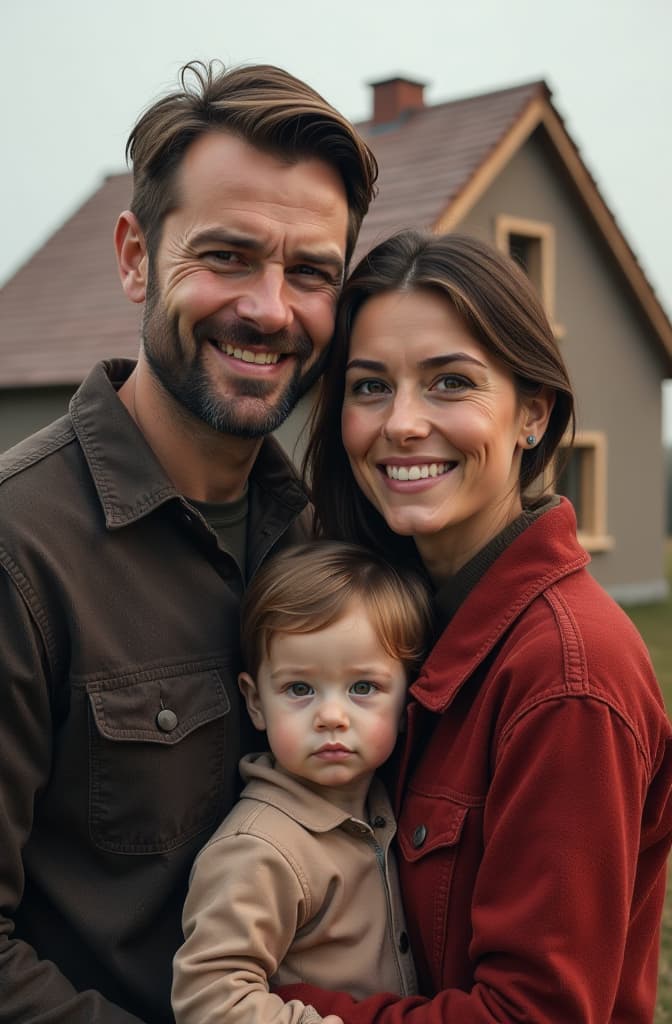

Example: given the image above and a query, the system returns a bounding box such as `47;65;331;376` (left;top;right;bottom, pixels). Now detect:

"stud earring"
526;434;537;447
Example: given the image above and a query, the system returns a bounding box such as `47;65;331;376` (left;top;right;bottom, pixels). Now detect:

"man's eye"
206;251;243;265
288;682;313;697
290;265;341;287
351;379;389;396
350;681;376;696
295;265;323;276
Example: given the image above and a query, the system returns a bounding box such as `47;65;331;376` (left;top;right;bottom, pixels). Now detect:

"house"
1;76;670;602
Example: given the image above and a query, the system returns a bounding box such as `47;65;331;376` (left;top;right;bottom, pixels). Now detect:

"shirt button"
372;816;386;828
156;708;178;732
412;824;427;848
399;931;409;954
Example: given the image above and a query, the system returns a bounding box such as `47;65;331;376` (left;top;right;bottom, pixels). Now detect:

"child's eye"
350;680;377;696
287;682;314;697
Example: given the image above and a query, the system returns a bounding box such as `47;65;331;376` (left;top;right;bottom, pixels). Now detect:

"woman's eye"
433;374;471;392
352;379;389;396
287;682;313;697
350;680;376;696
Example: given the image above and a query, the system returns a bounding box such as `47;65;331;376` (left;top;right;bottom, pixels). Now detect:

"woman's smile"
342;287;532;574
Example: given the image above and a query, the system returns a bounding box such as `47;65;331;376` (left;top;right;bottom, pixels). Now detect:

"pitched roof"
353;80;544;258
1;78;670;387
0;174;140;387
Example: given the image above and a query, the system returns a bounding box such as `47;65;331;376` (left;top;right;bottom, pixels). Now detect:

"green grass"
623;540;672;1022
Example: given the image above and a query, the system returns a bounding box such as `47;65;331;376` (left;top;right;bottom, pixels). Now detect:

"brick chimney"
370;76;426;125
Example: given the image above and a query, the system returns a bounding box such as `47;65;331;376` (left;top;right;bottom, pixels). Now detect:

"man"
0;61;377;1023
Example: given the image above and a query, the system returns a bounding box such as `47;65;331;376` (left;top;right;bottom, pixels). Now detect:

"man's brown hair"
126;61;378;265
240;541;433;680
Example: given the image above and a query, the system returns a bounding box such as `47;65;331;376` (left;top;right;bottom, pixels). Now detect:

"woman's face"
341;288;541;579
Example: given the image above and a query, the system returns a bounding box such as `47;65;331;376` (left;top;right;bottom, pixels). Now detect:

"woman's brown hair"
304;230;575;564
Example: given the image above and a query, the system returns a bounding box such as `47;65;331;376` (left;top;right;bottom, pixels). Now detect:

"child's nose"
315;698;349;730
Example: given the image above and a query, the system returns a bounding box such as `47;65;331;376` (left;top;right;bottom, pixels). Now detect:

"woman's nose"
381;393;430;443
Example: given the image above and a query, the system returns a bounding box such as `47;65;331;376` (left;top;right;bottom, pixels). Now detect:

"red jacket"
283;499;672;1022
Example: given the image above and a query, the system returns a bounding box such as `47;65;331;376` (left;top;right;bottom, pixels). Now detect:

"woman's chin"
379;509;444;539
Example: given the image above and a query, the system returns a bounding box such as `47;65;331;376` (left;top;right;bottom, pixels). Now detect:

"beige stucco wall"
460;130;667;601
3;137;667;604
0;387;75;455
1;381;314;469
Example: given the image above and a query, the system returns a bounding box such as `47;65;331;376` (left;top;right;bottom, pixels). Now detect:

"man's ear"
238;672;267;732
518;386;556;450
114;211;148;304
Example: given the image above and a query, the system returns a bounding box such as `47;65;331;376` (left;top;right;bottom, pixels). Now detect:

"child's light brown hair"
241;542;433;679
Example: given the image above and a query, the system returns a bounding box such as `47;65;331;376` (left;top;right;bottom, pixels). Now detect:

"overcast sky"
3;0;671;436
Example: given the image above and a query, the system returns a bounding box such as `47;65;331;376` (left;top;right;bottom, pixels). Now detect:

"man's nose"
234;266;294;335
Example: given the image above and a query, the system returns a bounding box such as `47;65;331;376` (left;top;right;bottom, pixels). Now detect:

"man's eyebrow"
188;231;344;280
346;353;487;372
189;230;263;251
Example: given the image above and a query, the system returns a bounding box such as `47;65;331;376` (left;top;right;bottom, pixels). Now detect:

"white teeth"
221;343;280;365
385;462;451;481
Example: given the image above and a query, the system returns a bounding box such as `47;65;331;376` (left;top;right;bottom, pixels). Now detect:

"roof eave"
432;93;672;375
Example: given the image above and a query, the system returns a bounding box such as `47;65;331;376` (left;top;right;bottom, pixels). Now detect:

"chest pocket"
87;662;232;855
397;792;469;984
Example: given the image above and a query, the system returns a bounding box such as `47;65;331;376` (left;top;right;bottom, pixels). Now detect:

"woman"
286;232;672;1022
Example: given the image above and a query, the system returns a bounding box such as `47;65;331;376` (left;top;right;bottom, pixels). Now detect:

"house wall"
0;386;75;454
1;382;313;466
460;130;667;602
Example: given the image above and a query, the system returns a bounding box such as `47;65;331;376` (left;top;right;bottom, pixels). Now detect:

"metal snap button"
412;824;427;848
156;708;178;732
372;816;386;828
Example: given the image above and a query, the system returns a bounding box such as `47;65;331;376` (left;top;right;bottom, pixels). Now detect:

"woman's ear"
518;386;556;449
238;672;267;732
114;211;148;304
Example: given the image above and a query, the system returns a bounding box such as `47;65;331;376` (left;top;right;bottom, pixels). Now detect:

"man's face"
141;132;349;438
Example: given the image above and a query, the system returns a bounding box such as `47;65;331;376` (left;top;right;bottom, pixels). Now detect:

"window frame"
495;214;565;339
556;430;613;552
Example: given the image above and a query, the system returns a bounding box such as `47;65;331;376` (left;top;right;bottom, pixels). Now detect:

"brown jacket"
0;360;310;1023
172;753;417;1024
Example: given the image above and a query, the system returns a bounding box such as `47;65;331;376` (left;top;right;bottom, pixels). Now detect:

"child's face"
239;599;408;811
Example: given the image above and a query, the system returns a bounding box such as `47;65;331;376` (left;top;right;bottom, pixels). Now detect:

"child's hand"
322;1017;344;1024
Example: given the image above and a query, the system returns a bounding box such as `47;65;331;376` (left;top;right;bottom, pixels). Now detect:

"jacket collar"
70;359;308;531
239;752;393;833
411;498;590;714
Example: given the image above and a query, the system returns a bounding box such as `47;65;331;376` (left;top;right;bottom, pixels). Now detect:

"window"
495;215;564;338
556;431;613;552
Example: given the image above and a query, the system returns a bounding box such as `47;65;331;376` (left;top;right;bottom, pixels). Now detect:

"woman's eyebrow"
418;353;488;370
346;353;488;372
345;358;386;372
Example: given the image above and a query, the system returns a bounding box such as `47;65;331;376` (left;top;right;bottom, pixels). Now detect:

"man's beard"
141;290;328;439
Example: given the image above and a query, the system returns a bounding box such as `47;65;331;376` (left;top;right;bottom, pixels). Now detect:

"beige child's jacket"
172;751;417;1024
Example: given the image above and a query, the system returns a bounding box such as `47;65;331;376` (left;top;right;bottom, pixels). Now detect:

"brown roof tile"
353;81;545;258
0;173;140;387
1;78;668;386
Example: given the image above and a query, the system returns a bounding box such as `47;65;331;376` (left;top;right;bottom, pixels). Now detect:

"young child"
171;541;433;1024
